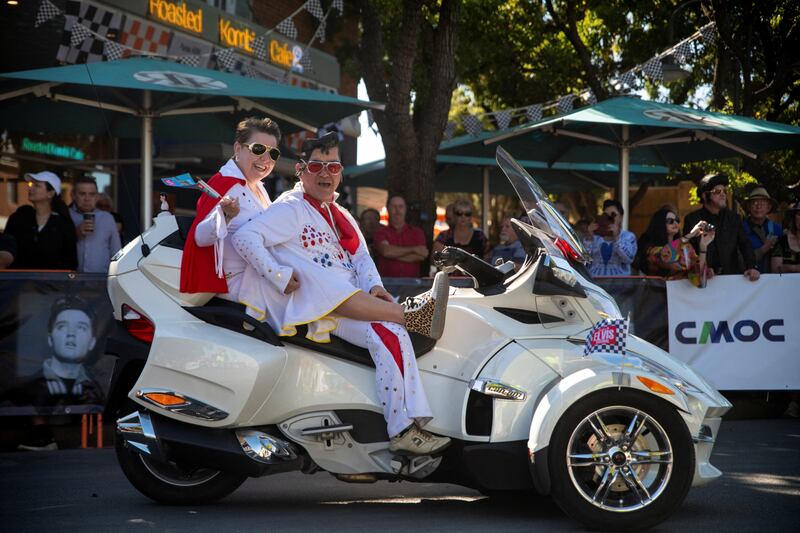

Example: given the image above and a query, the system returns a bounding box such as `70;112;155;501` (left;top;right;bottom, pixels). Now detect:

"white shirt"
232;184;382;339
193;158;271;299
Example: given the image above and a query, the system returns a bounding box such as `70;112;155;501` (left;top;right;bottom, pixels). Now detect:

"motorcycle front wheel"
115;431;247;505
548;389;695;531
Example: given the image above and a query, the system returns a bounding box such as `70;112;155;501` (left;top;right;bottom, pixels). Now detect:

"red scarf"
303;194;359;254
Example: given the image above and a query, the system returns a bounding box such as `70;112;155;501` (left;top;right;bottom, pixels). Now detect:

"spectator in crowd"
585;199;637;276
4;171;77;270
358;207;381;258
683;173;759;281
96;192;125;244
69;176;121;273
771;202;800;274
742;186;782;273
0;233;15;268
638;205;715;287
432;199;488;258
554;200;571;222
374;194;428;277
574;218;593;248
489;216;526;268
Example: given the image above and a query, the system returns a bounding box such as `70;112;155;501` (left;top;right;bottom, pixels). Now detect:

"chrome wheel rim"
566;405;673;512
139;455;221;487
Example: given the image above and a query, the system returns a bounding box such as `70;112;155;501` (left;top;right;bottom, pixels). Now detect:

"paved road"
1;419;798;532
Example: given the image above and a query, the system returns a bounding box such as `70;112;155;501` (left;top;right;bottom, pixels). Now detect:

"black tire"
115;426;247;505
548;389;695;531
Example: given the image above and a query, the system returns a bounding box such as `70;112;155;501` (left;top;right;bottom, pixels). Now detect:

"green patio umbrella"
345;152;668;230
0;57;383;227
440;96;800;229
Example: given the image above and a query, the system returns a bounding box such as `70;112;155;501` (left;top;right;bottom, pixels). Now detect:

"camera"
593;214;614;237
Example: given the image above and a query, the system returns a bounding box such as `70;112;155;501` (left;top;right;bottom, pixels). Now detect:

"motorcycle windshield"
495;147;590;263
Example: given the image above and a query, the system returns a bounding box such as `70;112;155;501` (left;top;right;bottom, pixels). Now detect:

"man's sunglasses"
302;160;343;175
710;187;727;196
666;217;680;225
455;210;472;217
242;143;281;161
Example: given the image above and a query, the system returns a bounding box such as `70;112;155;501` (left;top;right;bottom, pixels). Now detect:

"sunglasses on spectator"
710;187;727;195
455;210;472;217
302;160;343;174
665;217;680;225
605;211;618;219
241;143;281;161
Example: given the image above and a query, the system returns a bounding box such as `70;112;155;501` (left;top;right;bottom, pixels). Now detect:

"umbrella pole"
482;166;490;234
619;125;630;231
141;90;153;230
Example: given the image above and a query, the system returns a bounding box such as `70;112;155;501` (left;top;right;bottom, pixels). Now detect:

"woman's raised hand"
220;196;240;220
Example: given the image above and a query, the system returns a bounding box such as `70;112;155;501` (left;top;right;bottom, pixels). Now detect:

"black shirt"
683;206;755;275
4;205;77;270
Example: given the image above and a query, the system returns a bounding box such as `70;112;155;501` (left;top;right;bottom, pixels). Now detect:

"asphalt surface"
0;418;797;532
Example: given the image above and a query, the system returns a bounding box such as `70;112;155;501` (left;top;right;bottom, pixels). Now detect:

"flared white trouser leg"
332;318;433;437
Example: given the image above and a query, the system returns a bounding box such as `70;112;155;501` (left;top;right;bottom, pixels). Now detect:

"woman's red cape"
179;174;243;294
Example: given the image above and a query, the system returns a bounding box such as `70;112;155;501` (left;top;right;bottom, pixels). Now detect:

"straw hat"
744;186;777;212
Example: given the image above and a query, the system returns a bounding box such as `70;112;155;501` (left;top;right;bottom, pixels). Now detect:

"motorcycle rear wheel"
115;432;247;505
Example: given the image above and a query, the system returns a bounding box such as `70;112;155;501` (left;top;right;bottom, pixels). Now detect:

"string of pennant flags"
448;21;717;139
34;0;342;81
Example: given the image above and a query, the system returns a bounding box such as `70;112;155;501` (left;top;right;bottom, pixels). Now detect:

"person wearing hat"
3;171;77;270
742;185;782;273
683;173;759;281
770;203;800;274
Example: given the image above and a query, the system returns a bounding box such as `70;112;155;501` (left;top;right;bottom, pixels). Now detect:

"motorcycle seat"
186;298;436;369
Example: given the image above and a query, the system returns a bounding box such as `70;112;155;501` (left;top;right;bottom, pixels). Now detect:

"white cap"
24;171;62;195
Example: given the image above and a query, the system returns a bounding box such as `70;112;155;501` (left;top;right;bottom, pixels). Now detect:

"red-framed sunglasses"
302;160;343;175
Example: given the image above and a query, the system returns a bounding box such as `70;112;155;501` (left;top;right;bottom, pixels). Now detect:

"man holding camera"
69;176;121;273
683;173;759;281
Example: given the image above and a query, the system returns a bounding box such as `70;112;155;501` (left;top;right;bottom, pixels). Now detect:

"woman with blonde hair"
432;198;488;257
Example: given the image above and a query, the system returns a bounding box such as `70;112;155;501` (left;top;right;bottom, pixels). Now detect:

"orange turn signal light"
636;376;675;395
143;392;188;406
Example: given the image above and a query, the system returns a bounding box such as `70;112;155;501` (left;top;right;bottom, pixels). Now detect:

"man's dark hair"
234;116;282;145
47;295;96;336
602;199;624;217
299;131;339;161
74;176;98;189
386;193;407;208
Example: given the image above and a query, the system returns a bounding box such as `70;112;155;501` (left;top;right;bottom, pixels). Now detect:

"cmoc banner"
667;274;800;390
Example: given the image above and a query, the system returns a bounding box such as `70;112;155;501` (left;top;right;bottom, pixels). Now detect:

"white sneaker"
403;272;449;339
389;426;451;455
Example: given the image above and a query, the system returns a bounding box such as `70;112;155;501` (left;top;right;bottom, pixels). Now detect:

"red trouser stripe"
370;322;404;377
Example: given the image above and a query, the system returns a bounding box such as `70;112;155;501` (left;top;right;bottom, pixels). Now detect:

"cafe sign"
21;137;85;161
269;40;304;72
149;0;203;34
218;17;256;54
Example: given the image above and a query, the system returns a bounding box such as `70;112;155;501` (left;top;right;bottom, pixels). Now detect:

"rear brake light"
554;237;582;262
122;304;155;343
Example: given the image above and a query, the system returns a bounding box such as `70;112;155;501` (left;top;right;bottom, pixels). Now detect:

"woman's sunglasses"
666;217;680;225
242;143;281;161
302;160;343;175
455;210;472;217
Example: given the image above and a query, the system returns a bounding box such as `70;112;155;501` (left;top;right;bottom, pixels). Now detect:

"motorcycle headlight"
585;288;622;319
635;356;703;395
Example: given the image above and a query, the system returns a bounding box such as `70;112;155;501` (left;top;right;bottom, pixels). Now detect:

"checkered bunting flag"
314;19;327;43
583;317;629;357
306;0;324;20
526;104;542;123
252;36;267;61
700;25;717;47
619;70;637;87
495;110;512;130
69;22;92;48
103;41;125;61
276;17;298;39
215;48;235;71
556;94;576;115
332;0;344;14
300;52;313;73
443;120;457;140
586;91;597;105
673;40;693;64
643;57;663;83
462;114;483;137
35;0;60;27
178;55;201;67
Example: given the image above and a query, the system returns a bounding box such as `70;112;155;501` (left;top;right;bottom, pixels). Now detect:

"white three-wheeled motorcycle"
106;148;730;530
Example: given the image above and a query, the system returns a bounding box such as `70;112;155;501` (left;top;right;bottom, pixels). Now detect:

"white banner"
667;274;800;390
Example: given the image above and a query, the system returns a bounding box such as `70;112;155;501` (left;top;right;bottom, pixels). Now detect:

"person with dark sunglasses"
637;205;715;286
431;199;488;260
233;132;452;456
180;116;283;298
